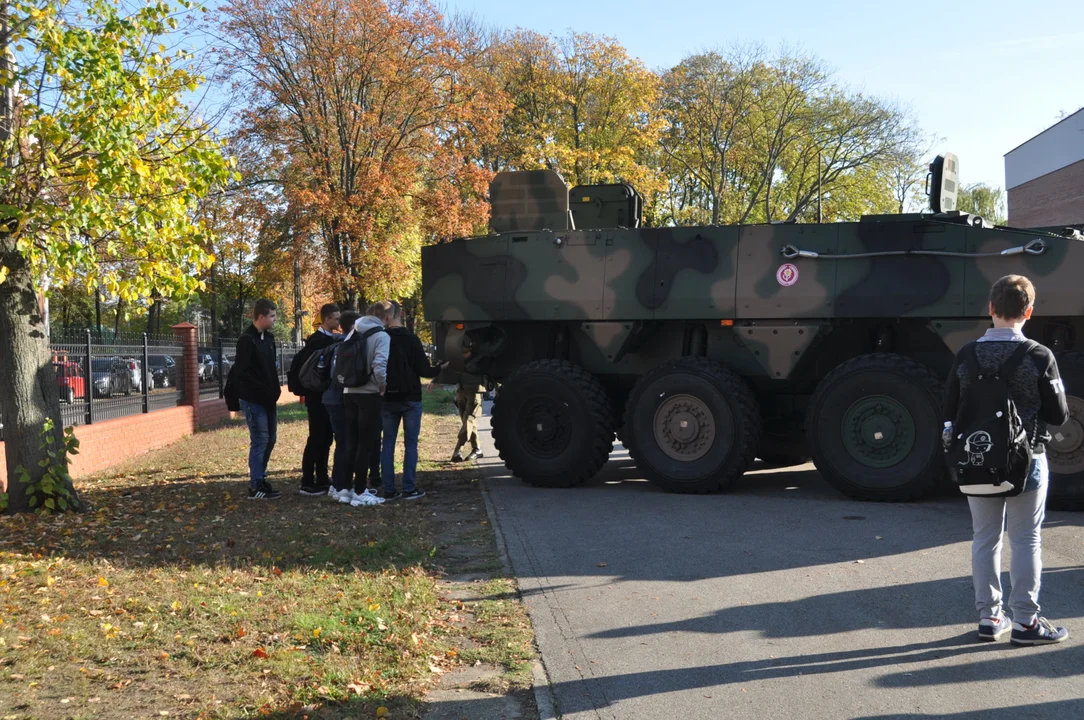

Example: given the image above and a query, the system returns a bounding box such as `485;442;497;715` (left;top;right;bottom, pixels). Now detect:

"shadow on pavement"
855;698;1084;719
583;568;1084;640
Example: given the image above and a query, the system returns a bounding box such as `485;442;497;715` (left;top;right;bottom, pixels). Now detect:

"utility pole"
817;149;823;224
292;254;302;346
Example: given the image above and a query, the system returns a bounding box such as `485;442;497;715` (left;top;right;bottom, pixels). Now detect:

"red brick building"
1004;107;1084;228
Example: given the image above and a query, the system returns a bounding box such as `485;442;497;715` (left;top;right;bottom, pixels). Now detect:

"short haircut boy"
320;303;340;322
254;298;276;319
989;275;1035;320
368;300;393;320
339;310;361;329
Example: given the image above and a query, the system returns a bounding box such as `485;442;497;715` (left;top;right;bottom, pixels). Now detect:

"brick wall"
0;384;304;491
199;386;304;431
1008;158;1084;228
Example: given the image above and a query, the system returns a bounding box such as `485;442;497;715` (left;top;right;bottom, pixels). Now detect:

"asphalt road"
476;404;1084;720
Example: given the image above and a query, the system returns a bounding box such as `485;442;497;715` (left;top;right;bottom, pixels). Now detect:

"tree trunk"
0;233;80;513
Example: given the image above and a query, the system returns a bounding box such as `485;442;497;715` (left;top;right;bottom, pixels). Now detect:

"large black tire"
624;357;761;493
1048;352;1084;501
491;360;614;488
807;353;945;502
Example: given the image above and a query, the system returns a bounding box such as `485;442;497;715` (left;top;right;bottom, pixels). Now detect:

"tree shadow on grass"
0;461;488;576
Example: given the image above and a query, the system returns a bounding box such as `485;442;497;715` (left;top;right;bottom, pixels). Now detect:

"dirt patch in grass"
0;384;537;719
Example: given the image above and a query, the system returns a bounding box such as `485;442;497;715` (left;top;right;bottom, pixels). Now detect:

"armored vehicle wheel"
624;358;761;493
1048;352;1084;500
491;360;614;488
807;353;944;502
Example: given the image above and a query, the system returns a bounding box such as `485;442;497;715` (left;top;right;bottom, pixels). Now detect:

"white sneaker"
327;486;346;500
350;489;385;506
338;489;358;504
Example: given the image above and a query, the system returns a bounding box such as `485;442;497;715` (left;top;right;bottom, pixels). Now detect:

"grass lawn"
0;385;536;719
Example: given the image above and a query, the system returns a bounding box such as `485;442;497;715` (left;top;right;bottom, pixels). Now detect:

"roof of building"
1003;106;1084;190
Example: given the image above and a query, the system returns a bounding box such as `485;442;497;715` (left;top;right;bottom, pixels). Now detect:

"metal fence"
198;338;299;402
0;331;185;442
0;329;304;442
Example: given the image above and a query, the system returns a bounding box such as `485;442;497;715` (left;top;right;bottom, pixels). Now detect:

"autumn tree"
218;0;502;308
656;46;921;226
483;29;663;202
0;0;234;513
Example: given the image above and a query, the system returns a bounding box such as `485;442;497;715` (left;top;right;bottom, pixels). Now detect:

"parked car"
198;353;217;382
123;357;142;393
220;354;234;379
53;361;86;404
148;355;177;389
91;357;133;398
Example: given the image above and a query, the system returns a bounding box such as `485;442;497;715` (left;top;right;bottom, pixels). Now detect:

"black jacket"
383;327;442;402
297;329;339;405
234;324;281;408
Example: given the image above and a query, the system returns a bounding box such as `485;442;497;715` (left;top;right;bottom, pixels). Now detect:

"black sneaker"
465;449;483;461
248;481;281;500
299;484;326;497
382;490;402;501
402;489;426;500
1011;617;1069;646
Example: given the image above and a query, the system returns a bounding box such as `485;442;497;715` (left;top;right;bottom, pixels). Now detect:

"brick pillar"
172;322;200;411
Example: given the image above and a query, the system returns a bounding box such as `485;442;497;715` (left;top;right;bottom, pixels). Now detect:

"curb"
476;404;560;720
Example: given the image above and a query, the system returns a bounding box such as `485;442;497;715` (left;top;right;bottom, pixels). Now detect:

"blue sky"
436;0;1084;191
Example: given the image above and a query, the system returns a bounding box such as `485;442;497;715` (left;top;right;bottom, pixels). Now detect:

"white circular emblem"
776;263;799;287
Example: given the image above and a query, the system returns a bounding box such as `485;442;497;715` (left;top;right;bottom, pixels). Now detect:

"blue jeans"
240;400;277;489
381;400;423;493
325;402;348;490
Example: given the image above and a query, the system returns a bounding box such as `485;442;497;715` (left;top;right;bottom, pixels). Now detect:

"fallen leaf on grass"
252;648;269;659
98;577;109;587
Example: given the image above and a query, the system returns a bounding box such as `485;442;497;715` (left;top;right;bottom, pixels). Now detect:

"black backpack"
287;343;314;396
334;326;385;388
298;342;340;394
944;340;1037;497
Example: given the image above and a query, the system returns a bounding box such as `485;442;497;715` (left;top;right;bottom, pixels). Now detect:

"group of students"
229;297;486;507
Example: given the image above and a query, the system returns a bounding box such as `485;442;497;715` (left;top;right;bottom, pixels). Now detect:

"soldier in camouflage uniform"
452;377;486;462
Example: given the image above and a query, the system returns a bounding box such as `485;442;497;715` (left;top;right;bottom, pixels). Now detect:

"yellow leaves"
170;600;181;612
98;576;109;587
312;627;322;639
376;708;388;718
0;266;8;285
99;622;120;639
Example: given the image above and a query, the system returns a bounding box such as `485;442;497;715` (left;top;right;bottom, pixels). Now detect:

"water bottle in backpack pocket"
945;340;1037;497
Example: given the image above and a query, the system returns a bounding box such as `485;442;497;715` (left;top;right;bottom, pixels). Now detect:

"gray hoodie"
341;315;390;395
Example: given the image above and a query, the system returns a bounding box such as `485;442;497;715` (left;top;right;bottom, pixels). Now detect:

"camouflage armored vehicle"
421;156;1084;502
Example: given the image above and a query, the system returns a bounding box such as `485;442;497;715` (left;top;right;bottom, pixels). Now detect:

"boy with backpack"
322;309;359;500
291;303;341;496
380;301;449;500
339;301;392;507
943;274;1069;645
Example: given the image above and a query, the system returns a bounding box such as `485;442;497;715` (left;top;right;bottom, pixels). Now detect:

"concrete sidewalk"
476;404;1084;720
